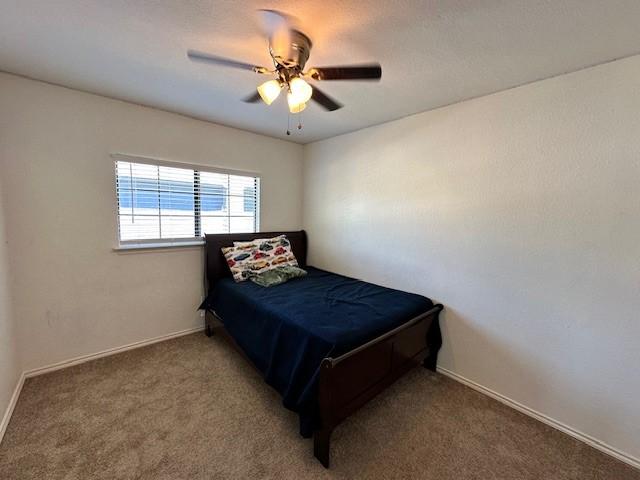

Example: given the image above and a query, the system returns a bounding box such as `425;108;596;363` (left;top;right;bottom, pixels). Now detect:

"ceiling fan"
187;10;382;115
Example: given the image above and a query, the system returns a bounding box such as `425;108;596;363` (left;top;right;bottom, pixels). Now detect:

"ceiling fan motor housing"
270;29;312;70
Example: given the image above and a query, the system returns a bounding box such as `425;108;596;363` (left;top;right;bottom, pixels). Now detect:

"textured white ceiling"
1;1;640;143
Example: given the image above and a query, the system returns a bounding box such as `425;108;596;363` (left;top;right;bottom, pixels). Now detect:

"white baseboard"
0;372;25;444
437;366;640;470
0;326;203;445
24;326;203;378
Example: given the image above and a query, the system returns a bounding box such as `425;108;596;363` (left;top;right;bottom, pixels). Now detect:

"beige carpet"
0;333;637;480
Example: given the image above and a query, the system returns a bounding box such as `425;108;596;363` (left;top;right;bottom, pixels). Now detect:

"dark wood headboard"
204;230;307;293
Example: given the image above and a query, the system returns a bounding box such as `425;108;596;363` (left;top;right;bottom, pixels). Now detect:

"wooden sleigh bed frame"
202;231;443;468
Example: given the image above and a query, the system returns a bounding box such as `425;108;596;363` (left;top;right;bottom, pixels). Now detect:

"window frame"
111;153;261;250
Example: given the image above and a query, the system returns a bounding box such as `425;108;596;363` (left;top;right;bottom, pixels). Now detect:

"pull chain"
286;109;304;135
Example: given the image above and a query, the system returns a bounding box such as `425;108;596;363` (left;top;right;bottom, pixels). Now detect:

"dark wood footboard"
313;304;443;468
204;305;443;469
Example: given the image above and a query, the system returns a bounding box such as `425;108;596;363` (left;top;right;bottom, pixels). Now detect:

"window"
114;156;259;247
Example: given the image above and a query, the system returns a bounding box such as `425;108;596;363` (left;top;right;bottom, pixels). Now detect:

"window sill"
113;240;205;253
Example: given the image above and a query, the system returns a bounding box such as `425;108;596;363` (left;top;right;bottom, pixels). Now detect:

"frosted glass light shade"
288;77;313;104
287;92;307;113
257;80;282;105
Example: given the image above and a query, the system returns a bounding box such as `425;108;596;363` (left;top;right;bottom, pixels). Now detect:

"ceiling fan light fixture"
288;77;313;104
187;10;383;118
257;79;282;105
287;92;307;113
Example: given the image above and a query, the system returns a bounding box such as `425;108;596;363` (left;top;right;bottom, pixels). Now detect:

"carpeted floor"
0;333;637;479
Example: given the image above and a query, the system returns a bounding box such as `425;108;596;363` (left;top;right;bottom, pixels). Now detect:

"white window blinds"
115;158;259;245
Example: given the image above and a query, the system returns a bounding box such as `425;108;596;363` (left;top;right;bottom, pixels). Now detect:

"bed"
199;231;443;467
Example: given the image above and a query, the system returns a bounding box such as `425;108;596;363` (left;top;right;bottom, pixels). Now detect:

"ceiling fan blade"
187;50;265;72
243;91;262;103
311;86;343;111
307;64;382;81
258;9;294;56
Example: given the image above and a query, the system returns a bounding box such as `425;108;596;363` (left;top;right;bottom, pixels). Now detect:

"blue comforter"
201;266;439;436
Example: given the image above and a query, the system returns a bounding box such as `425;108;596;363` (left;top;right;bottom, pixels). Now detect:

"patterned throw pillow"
233;235;285;249
223;235;298;282
250;235;298;269
249;266;307;287
221;245;273;282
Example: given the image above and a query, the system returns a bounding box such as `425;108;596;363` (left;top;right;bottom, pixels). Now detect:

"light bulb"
257;80;282;105
288;77;313;104
287;92;307;113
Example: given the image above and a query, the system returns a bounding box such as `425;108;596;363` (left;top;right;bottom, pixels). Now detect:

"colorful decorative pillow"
249;266;307;287
251;235;298;269
233;235;285;249
221;245;273;282
223;235;298;282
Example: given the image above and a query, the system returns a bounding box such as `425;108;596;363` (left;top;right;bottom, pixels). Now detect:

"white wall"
0;176;20;436
0;72;303;372
303;56;640;461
